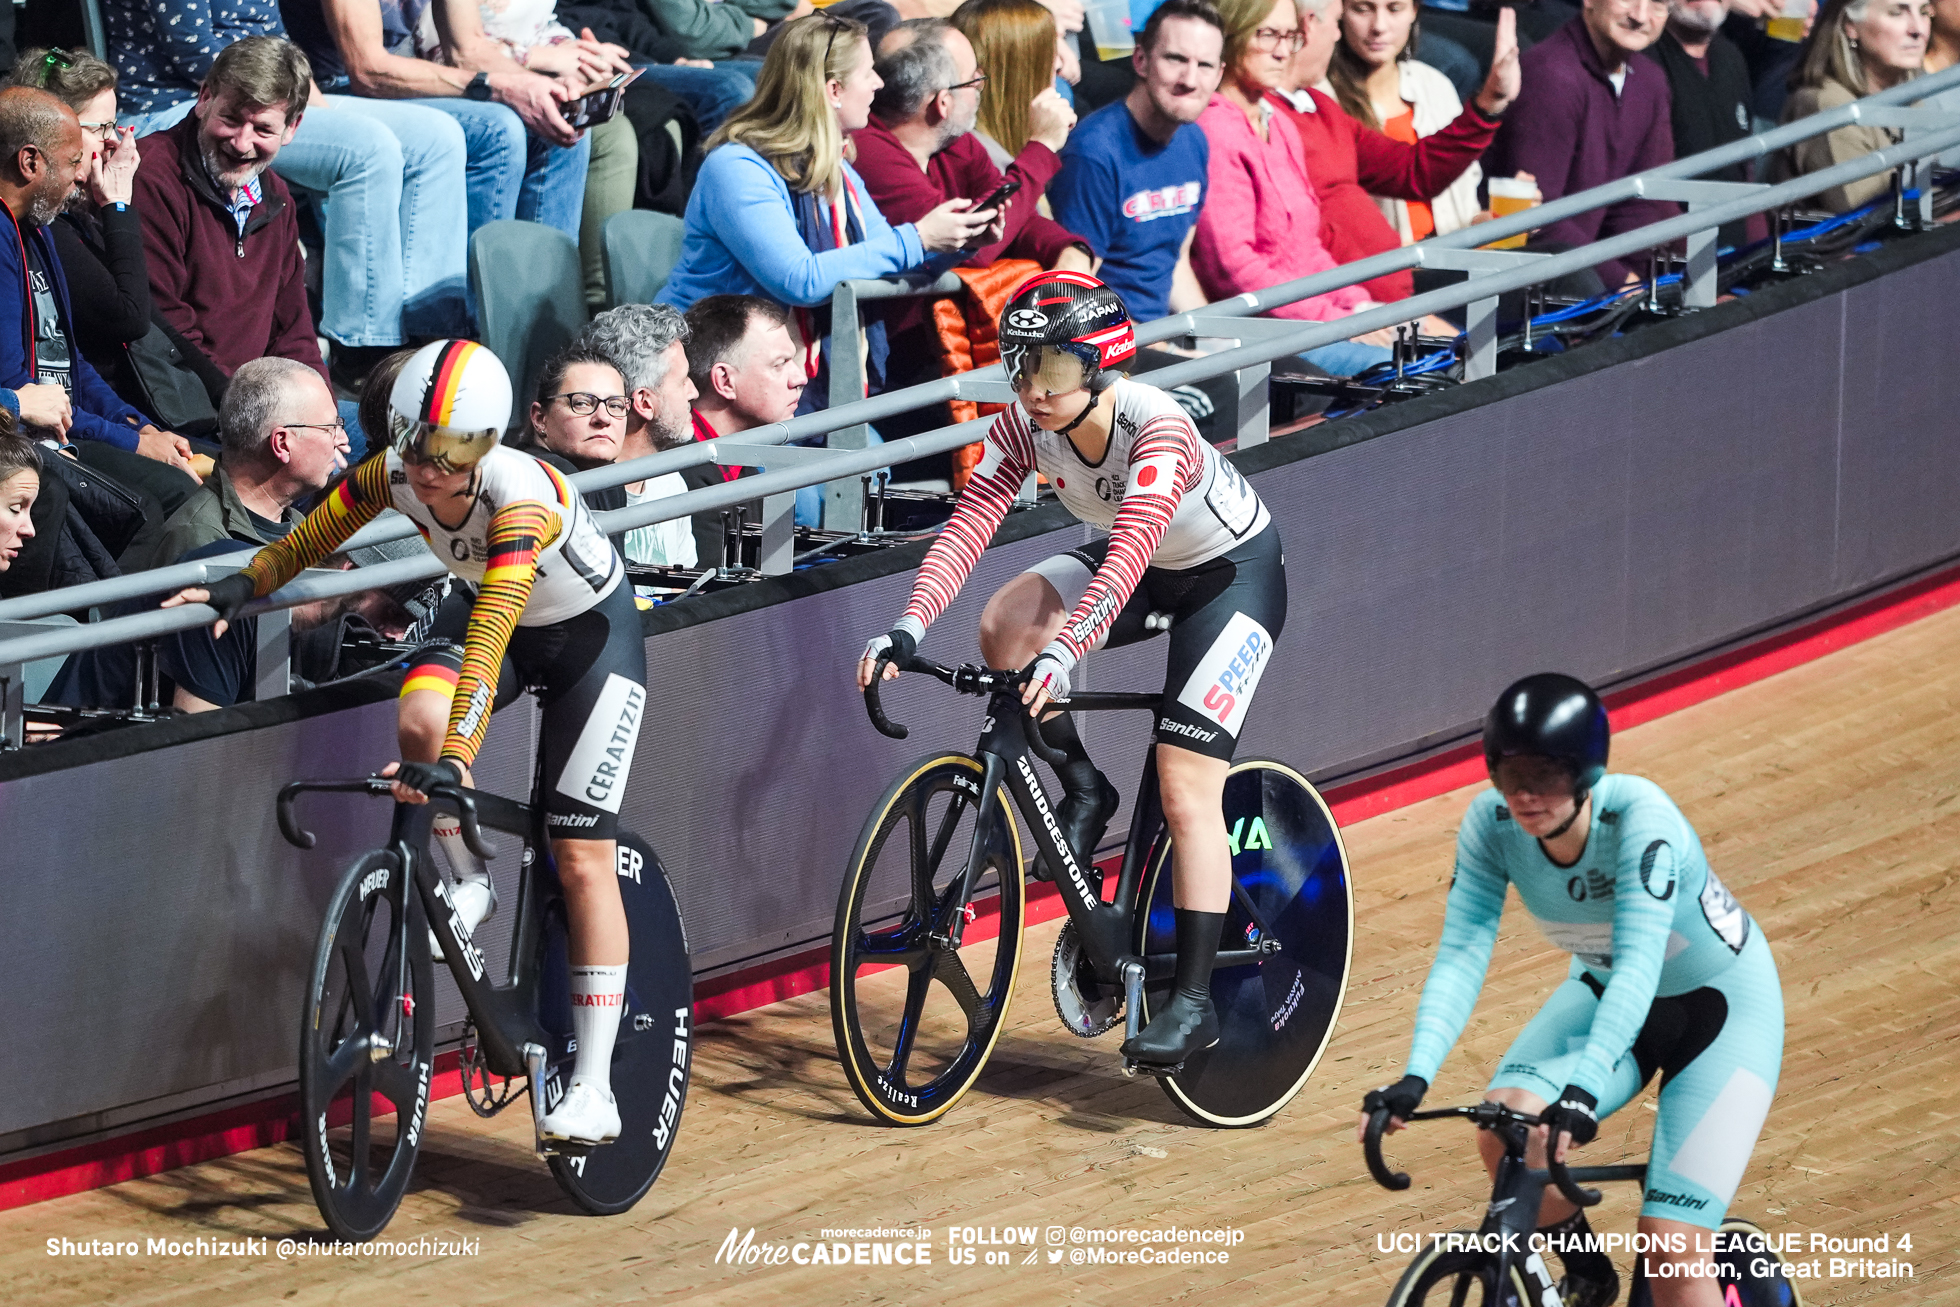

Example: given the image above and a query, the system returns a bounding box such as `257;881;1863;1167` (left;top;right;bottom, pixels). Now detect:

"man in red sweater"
852;17;1096;393
1271;1;1520;303
133;38;330;410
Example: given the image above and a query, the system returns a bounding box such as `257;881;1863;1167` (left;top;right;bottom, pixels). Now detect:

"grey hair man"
129;356;345;573
576;302;696;456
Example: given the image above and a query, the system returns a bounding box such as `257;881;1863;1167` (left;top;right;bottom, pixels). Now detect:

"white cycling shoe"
539;1081;621;1146
430;879;497;963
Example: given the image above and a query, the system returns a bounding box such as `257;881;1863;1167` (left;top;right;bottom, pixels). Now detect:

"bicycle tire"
298;847;436;1242
1386;1241;1535;1307
541;832;695;1215
831;753;1026;1126
1135;759;1353;1126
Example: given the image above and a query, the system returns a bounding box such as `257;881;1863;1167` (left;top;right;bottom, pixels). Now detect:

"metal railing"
4;64;1959;747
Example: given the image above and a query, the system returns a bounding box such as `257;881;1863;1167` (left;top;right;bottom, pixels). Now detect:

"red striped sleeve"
901;410;1036;633
1053;427;1194;660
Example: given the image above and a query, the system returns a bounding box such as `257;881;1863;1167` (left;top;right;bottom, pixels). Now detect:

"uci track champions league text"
714;1222;1246;1272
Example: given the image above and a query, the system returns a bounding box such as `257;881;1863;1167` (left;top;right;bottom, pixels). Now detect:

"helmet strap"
1052;385;1104;443
1542;790;1590;841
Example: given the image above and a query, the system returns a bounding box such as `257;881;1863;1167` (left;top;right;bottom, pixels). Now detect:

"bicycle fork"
1480;1123;1566;1305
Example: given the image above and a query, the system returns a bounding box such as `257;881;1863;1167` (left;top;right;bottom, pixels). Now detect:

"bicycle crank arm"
1119;960;1145;1077
524;1042;553;1159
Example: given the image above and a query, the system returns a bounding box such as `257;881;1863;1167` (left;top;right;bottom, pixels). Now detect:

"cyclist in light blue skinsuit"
1359;674;1784;1307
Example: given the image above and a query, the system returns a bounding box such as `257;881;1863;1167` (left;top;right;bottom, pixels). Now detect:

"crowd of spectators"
0;0;1949;630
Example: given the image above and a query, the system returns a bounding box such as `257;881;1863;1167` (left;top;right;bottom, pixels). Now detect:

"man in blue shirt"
1049;0;1223;323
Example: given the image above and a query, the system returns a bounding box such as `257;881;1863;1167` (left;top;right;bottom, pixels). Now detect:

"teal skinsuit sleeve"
1569;831;1681;1099
1405;806;1511;1084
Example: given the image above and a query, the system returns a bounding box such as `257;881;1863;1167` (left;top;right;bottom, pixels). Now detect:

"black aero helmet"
1483;673;1610;796
997;271;1137;397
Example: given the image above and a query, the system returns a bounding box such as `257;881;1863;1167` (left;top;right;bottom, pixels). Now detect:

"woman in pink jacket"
1195;0;1396;375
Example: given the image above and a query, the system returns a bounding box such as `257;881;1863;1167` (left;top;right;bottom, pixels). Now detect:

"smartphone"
971;179;1021;214
564;67;643;130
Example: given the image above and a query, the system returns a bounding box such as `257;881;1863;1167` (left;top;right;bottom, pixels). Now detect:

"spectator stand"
4;61;1960;748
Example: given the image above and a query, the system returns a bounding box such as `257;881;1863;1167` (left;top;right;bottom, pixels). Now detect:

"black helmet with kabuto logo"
1483;673;1610;797
997;271;1137;398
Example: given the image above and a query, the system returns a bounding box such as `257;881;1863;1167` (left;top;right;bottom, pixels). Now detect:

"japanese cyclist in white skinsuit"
1359;675;1785;1307
167;342;645;1149
857;272;1285;1068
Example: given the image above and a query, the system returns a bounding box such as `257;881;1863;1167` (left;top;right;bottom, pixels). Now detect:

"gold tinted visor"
1007;345;1092;396
391;415;498;472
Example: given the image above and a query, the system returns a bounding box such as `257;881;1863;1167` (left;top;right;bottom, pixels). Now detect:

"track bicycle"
829;653;1354;1127
1363;1103;1805;1306
277;743;693;1242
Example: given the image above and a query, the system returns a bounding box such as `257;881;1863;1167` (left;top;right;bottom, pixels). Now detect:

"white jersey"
385;445;622;626
978;377;1270;570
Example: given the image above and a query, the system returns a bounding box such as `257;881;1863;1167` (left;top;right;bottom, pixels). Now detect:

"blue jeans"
122;98;473;342
1300;341;1394;376
414;99;591;239
281;98;472;342
633;60;757;134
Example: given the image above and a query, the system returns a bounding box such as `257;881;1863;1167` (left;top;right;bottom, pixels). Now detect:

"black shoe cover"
1056;772;1120;874
1120;908;1226;1065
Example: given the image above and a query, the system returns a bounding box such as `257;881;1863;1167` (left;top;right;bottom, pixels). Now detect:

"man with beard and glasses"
574;302;705;569
1645;0;1757;250
132;37;342;443
0;85;199;483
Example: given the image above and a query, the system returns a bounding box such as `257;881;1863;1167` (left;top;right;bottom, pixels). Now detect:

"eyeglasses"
79;120;118;141
1248;25;1307;51
284;420;348;437
942;71;988;92
549;392;632;418
817;8;853;75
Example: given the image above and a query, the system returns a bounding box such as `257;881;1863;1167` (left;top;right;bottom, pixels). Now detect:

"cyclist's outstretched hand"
382;758;477;806
1021;648;1072;716
1356;1074;1427;1142
1538;1085;1598;1163
857;627;917;690
160;571;257;640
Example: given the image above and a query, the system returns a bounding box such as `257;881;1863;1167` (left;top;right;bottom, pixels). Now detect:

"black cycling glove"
201;572;258;623
1540;1085;1599;1149
1362;1074;1428;1122
392;758;464;799
862;626;917;670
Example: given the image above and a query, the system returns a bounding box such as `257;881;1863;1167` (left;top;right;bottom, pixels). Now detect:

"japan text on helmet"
388;339;513;472
997;271;1137;395
1483;673;1610;797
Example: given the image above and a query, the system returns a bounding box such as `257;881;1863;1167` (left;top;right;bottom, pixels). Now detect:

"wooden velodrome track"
8;602;1959;1306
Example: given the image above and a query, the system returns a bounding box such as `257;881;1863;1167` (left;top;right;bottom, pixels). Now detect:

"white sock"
432;813;490;892
569;964;628;1094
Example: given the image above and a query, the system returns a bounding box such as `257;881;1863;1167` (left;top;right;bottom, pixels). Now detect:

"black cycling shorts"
1028;523;1286;762
405;581;646;841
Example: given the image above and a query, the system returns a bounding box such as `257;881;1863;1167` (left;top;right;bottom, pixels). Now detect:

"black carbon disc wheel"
1135;759;1353;1126
540;832;694;1214
1385;1242;1533;1307
831;754;1026;1126
299;848;436;1242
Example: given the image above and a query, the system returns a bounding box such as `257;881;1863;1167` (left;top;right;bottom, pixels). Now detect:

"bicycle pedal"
1121;1057;1185;1079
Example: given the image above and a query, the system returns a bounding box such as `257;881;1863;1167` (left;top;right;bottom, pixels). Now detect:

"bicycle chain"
458;1020;523;1118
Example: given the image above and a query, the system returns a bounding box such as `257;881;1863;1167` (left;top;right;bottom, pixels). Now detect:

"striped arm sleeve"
239;457;389;597
1404;813;1511;1084
1050;420;1194;662
900;412;1034;634
441;501;555;768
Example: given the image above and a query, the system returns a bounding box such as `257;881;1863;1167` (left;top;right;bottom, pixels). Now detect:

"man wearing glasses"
49;357;351;713
850;19;1092;409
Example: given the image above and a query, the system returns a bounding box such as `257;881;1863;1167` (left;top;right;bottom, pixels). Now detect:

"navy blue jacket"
0;201;153;450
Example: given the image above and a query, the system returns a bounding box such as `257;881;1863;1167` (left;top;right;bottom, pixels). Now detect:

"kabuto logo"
1005;309;1049;331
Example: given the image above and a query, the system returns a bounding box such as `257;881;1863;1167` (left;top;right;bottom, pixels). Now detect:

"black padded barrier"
3;222;1959;1160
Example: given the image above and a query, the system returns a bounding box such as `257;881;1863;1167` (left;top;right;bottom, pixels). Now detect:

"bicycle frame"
280;777;561;1081
867;659;1282;989
1367;1104;1649;1299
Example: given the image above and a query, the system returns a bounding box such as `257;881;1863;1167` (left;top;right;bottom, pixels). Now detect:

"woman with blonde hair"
1773;0;1930;210
952;0;1074;165
658;12;999;522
